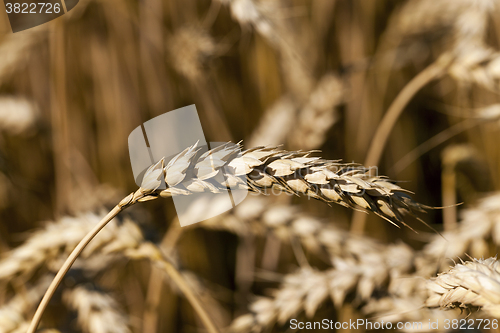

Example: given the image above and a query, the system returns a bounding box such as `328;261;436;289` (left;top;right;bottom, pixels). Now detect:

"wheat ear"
426;257;500;317
0;212;143;284
28;142;428;333
63;285;131;333
231;242;414;332
149;142;430;229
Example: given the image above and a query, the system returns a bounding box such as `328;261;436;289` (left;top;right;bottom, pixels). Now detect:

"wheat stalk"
351;53;453;234
27;142;429;333
2;209;218;333
426;257;500;317
124;242;220;333
0;27;46;87
63;285;131;333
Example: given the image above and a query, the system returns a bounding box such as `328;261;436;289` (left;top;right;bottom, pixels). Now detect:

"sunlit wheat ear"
142;142;431;231
63;285;131;333
392;0;493;40
426;257;500;317
28;142;430;333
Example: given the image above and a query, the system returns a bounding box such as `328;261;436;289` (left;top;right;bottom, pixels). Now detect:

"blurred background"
1;0;500;332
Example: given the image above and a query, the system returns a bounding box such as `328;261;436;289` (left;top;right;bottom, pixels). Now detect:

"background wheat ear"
63;284;131;333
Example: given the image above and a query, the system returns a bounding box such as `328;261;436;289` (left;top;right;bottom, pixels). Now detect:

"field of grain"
1;0;500;332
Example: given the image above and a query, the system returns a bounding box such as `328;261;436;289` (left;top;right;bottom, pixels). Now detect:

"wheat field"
1;0;500;332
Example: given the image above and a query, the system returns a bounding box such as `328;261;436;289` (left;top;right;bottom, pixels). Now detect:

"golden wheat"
133;142;430;230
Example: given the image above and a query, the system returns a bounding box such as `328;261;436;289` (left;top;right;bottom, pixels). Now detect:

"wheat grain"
63;285;131;333
136;142;430;230
448;48;500;90
219;0;275;44
28;142;430;332
249;74;344;150
426;257;500;317
392;0;470;39
4;210;223;333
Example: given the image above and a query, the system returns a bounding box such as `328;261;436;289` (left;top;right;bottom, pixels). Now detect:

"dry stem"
27;189;220;333
351;54;453;235
26;204;126;333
